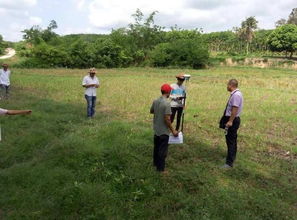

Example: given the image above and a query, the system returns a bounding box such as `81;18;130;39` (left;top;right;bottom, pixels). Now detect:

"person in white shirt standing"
82;68;100;118
0;64;11;99
170;74;186;131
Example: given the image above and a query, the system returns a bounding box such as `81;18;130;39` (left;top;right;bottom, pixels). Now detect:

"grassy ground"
0;66;296;219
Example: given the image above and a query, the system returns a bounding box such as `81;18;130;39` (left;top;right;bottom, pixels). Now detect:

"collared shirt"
0;108;8;115
225;89;243;117
82;75;100;97
150;96;172;136
0;69;11;86
170;83;186;107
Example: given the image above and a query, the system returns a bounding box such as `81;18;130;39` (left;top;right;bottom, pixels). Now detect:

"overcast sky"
1;0;296;41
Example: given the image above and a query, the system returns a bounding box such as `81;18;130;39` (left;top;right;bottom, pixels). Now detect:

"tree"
127;9;165;63
22;20;58;45
42;20;58;42
236;17;258;55
275;19;287;27
22;25;43;44
268;24;297;58
287;8;297;25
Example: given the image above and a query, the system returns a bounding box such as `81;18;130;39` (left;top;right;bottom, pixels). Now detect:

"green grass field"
0;66;296;219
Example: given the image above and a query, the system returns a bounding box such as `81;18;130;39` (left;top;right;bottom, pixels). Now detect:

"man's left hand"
226;121;233;128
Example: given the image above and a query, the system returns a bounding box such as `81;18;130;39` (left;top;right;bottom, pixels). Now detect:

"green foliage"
268;24;297;58
16;9;297;69
93;39;133;68
22;20;58;45
0;35;5;54
151;38;209;68
150;43;172;67
110;9;165;65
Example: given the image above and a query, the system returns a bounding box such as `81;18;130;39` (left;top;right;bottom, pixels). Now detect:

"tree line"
12;8;297;68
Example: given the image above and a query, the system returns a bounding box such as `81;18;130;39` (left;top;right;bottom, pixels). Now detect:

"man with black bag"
219;79;243;168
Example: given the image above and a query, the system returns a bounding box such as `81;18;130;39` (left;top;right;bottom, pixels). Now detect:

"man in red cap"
150;84;178;173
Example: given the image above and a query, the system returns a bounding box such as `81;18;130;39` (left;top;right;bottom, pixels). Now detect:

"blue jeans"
85;95;96;117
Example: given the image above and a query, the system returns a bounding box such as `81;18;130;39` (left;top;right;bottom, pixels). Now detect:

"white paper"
168;132;183;144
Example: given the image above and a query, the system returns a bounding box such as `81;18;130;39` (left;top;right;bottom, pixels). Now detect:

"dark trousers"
225;117;241;166
170;107;183;131
0;84;9;98
153;135;169;172
85;95;96;117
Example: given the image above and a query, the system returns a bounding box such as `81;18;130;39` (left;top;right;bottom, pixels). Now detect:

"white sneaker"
221;164;232;169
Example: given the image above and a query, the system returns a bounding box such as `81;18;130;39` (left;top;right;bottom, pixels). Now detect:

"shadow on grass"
0;90;296;219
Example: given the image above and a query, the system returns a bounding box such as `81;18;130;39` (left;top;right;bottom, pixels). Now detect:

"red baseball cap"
161;84;172;93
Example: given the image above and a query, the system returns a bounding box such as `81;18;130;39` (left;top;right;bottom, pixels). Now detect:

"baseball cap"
161;84;172;93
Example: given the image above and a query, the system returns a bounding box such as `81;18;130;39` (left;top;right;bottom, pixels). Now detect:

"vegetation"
236;17;258;55
0;35;7;55
6;8;295;69
0;67;296;219
268;24;297;58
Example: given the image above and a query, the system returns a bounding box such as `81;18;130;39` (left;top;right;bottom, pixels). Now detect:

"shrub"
150;38;209;68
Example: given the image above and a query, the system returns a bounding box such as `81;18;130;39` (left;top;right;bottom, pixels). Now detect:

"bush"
93;39;133;68
151;38;209;68
150;43;172;67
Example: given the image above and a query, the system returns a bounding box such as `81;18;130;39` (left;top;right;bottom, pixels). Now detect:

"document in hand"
168;132;183;144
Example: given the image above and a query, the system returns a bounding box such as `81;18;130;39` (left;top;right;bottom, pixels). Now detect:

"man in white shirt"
170;74;186;131
0;108;32;116
82;68;100;118
0;64;11;99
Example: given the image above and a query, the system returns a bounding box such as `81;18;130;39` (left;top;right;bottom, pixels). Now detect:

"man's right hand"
172;130;179;137
25;110;32;115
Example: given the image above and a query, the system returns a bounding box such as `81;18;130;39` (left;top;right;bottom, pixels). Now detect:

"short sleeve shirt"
225;89;243;117
0;69;11;86
82;75;100;96
151;96;172;136
0;108;8;115
170;83;186;107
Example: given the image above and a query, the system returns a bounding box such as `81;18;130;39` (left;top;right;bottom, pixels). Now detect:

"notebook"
168;132;183;144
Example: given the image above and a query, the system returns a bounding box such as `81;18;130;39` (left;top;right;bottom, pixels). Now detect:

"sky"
0;0;296;42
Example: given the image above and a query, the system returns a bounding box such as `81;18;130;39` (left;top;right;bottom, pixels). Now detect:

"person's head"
227;79;238;92
2;63;8;71
89;67;96;77
176;74;185;85
161;84;172;98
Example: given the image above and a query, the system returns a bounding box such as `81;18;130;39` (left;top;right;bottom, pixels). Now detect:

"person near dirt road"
0;108;32;116
220;79;243;169
150;84;179;173
0;64;11;99
170;74;186;131
82;68;100;118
